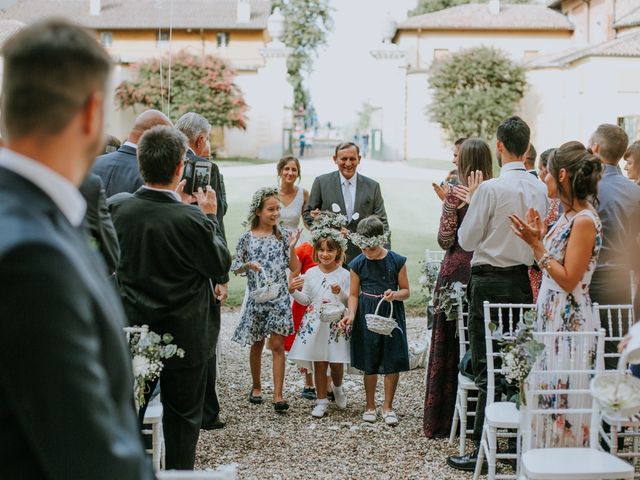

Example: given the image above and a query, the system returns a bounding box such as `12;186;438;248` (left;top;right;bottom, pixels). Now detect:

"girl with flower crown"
339;215;410;426
231;186;301;413
288;226;351;418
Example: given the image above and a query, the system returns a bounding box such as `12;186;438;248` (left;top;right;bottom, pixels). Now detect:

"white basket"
590;373;640;418
251;270;281;304
365;298;400;336
319;300;345;323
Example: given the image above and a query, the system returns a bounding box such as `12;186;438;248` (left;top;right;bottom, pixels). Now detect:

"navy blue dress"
349;250;410;375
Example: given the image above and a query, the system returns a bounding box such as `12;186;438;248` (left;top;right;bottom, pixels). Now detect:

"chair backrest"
482;301;536;403
424;249;446;264
457;287;469;362
521;329;605;452
593;303;635;367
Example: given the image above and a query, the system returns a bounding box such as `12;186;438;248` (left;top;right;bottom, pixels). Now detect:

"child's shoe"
382;410;398;426
311;399;329;418
301;387;316;400
333;385;347;409
362;409;377;423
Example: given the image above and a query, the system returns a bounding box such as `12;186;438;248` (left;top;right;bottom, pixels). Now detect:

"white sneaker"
382;410;398;426
362;410;377;423
333;385;347;409
311;399;329;418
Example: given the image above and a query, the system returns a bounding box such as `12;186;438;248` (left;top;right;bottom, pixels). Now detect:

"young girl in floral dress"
340;215;410;425
232;186;301;412
288;228;351;418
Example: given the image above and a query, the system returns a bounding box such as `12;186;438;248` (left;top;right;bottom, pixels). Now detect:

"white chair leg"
473;427;487;480
460;389;468;455
449;399;460;445
487;425;497;480
151;422;162;470
611;426;619;455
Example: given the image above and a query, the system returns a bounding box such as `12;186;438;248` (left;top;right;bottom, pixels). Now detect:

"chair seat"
485;401;519;428
458;373;478;390
144;399;163;424
522;448;634;479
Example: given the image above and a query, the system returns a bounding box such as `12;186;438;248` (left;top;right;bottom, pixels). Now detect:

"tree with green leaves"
410;0;530;16
114;50;248;129
271;0;332;111
428;46;527;142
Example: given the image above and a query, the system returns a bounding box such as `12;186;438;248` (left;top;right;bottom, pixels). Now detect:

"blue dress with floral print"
231;226;294;346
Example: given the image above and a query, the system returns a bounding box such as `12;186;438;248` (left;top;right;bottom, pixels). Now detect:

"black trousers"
467;265;532;443
138;361;208;470
590;268;634;369
201;353;220;425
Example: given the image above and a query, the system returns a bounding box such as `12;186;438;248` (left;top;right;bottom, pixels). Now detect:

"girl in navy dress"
339;216;410;425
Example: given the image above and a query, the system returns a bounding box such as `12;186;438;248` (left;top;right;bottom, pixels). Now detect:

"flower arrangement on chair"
127;325;185;409
492;310;545;406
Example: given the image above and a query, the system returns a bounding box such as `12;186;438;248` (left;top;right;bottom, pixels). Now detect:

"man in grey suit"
304;142;389;263
0;19;154;479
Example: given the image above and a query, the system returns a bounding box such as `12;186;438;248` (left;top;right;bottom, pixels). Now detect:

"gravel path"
195;309;476;479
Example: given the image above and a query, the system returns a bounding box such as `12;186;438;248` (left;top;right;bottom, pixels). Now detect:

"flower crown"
311;227;348;251
312;211;348;231
244;186;279;227
348;231;390;249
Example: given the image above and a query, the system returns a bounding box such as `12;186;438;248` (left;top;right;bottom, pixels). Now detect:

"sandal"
273;400;290;413
382;410;398;426
362;410;377;423
249;392;263;405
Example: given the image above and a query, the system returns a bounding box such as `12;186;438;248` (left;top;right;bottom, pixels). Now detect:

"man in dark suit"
303;141;389;263
92;109;172;197
109;125;231;469
79;173;120;275
175;112;229;430
0;19;154;480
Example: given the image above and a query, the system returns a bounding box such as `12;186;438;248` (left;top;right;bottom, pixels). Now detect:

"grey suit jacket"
303;170;389;263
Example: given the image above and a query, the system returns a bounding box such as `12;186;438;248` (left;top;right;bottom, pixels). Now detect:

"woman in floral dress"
510;141;604;447
423;139;493;438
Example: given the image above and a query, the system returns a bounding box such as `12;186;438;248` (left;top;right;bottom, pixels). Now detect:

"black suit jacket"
108;188;231;368
0;168;154;480
92;145;143;198
79;173;120;274
303;170;390;263
185;150;229;285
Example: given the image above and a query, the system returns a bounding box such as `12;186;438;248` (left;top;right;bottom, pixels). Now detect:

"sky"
308;0;418;128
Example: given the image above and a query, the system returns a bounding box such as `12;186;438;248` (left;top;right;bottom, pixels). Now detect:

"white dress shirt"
0;148;86;226
458;161;549;267
339;171;357;215
122;141;137;149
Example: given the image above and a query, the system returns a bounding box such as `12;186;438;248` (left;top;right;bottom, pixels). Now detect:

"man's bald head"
128;109;172;144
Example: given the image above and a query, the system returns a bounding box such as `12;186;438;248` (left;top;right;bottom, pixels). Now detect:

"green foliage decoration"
427;46;527;143
115;50;248;129
410;0;530;16
271;0;333;110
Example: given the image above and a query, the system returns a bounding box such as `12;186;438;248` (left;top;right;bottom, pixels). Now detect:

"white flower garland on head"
243;186;279;227
348;231;390;249
312;211;348;231
311;227;348;252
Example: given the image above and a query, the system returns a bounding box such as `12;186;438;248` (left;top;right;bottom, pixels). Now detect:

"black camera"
182;159;212;195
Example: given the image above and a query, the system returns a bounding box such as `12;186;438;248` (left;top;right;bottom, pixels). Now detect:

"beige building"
0;0;294;159
381;0;640;161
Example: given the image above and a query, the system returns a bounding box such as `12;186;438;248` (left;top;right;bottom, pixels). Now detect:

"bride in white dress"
278;156;309;237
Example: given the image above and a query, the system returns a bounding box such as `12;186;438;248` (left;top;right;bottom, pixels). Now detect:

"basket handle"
373;297;394;319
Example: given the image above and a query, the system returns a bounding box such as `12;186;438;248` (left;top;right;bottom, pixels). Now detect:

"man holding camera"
108;125;231;469
175;112;229;430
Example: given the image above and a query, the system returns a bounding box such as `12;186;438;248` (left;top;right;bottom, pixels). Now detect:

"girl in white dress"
277;156;309;237
288;228;351;418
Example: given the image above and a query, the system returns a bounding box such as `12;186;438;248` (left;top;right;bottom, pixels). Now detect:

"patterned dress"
530;209;602;448
423;190;472;438
231;226;294;346
288;265;351;370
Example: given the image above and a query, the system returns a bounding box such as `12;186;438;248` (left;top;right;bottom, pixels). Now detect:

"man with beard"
0;20;154;479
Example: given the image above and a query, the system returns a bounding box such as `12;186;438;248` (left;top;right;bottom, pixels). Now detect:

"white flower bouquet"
493;310;545;406
128;325;185;408
591;374;640;418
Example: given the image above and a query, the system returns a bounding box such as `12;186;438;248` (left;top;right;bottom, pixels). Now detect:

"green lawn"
223;164;448;310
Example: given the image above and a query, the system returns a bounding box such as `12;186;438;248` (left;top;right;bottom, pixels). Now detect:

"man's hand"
214;283;228;304
310;208;321;220
194;186;217;215
176;179;195;205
